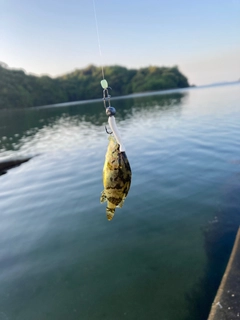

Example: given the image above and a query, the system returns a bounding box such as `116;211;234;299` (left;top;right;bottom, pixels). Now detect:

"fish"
100;135;132;221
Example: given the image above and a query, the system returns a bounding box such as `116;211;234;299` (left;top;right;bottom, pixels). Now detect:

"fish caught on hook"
100;135;131;221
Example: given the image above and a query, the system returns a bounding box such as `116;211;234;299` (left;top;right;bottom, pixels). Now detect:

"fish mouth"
106;207;115;221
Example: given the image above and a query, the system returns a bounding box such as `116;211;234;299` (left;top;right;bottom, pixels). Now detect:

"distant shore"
35;81;240;109
0;64;190;109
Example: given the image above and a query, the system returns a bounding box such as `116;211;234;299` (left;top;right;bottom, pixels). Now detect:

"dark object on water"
208;227;240;320
0;157;32;176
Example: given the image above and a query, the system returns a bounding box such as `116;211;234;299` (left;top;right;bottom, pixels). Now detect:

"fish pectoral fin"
100;191;107;203
117;197;126;208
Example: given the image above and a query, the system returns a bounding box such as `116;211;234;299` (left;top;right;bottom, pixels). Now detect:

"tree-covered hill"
0;64;189;109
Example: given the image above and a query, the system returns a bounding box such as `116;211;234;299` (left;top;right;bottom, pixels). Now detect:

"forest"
0;64;189;109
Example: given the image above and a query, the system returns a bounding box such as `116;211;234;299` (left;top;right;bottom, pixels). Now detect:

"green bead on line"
101;79;108;89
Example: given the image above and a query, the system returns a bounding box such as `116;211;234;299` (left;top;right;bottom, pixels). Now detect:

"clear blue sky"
1;0;240;85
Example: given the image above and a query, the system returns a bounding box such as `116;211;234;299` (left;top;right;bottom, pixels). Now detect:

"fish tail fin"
106;207;115;221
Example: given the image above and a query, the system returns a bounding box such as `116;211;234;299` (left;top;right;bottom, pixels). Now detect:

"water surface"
0;84;240;320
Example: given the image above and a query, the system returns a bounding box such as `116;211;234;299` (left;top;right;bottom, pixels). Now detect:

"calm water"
0;84;240;320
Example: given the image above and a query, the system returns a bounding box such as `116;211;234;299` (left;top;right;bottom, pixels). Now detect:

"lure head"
106;106;116;117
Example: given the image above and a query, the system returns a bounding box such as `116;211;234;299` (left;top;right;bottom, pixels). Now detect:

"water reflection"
0;92;186;161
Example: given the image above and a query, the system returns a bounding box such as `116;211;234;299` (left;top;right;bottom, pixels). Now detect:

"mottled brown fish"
100;135;131;221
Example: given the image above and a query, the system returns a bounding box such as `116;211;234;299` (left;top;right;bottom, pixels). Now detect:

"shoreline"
34;81;240;110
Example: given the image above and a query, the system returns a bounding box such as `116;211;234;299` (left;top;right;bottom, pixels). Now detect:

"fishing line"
93;2;132;220
92;0;125;152
92;0;105;80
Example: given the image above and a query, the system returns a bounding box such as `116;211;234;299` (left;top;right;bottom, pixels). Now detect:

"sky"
1;0;240;85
